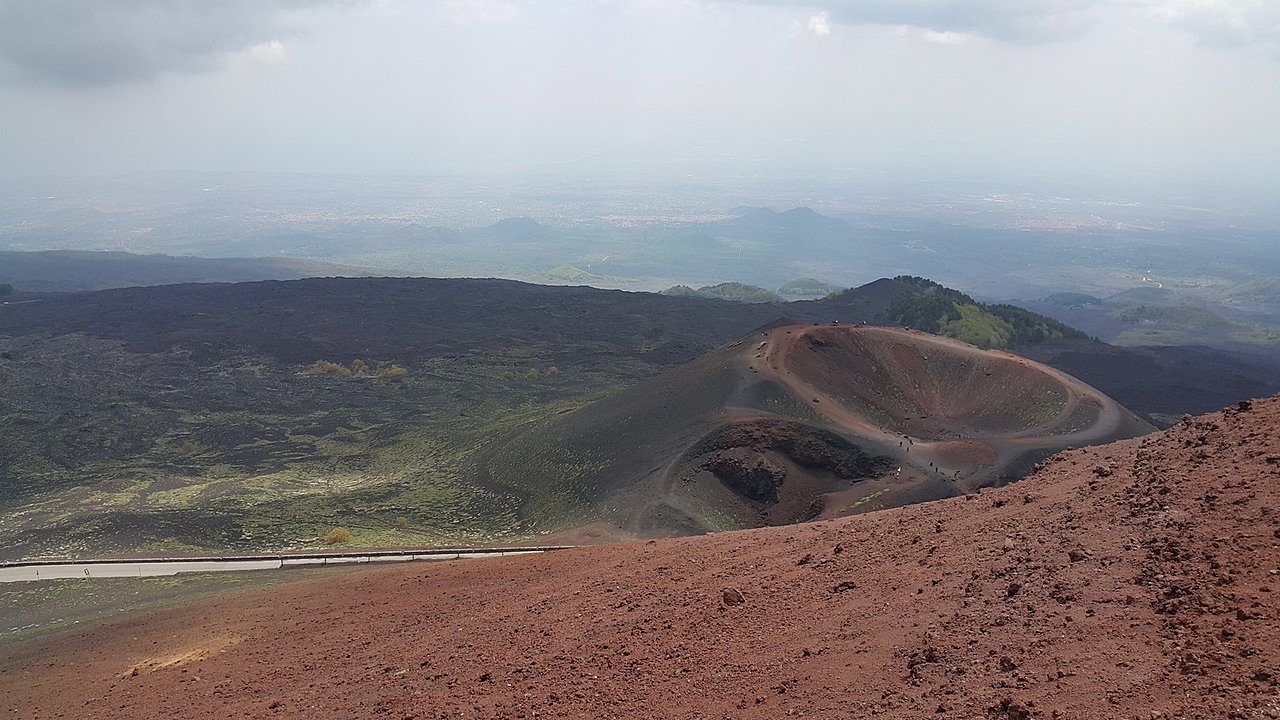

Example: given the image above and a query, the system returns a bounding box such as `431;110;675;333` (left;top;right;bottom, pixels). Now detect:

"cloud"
894;27;977;45
445;0;523;25
921;29;973;44
742;1;1105;43
1139;0;1280;48
741;0;1280;47
0;0;319;87
248;40;288;64
807;10;832;35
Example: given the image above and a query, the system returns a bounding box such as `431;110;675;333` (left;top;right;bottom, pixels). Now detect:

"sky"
1;0;1278;193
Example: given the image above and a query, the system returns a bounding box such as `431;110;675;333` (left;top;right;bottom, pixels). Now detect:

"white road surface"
0;549;558;583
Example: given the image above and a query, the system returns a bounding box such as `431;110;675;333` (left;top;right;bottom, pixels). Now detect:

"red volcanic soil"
4;397;1279;719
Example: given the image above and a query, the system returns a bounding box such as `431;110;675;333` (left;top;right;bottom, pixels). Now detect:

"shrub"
305;359;409;379
304;360;351;376
378;364;408;379
324;527;353;544
888;277;1087;347
393;516;409;529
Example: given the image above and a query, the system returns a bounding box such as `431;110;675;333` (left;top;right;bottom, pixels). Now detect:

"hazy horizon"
1;1;1278;199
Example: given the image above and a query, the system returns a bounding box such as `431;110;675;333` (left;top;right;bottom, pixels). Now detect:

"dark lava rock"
705;450;786;503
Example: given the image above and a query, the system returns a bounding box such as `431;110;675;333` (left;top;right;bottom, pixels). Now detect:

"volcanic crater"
493;323;1152;537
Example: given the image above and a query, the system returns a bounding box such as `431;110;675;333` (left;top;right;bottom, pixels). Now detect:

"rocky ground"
2;395;1277;719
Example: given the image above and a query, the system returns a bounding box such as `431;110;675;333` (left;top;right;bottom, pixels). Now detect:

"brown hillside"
3;396;1277;719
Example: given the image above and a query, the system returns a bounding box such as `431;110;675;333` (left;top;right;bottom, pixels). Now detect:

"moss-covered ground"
0;335;625;560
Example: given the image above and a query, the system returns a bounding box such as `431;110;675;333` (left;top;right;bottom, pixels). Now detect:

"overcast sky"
1;0;1278;193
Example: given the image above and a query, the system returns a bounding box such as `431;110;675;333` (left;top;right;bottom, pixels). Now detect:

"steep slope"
3;396;1276;719
482;324;1151;538
1022;341;1280;424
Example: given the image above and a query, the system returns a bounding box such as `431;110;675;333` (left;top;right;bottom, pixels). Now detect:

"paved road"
0;548;562;583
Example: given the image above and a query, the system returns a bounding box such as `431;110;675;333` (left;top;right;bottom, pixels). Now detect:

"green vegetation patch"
1108;303;1280;348
889;276;1088;348
662;282;783;303
1226;277;1280;307
1041;292;1101;307
0;336;633;561
844;488;888;513
940;304;1013;348
778;278;842;297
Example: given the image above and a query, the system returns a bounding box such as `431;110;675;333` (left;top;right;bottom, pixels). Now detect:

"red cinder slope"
3;397;1277;719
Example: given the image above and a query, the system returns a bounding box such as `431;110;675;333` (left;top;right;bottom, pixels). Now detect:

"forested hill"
883;275;1090;348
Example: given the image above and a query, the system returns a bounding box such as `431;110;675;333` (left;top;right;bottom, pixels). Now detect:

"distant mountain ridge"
720;206;851;235
481;217;548;241
1023;282;1280;352
661;282;783;303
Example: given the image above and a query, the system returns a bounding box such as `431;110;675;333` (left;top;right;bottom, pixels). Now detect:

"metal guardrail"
0;546;577;582
0;546;576;569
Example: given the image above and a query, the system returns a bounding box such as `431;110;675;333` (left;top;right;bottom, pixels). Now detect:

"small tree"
324;527;352;544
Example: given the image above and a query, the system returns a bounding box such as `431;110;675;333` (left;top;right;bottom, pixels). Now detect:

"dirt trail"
3;395;1276;719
